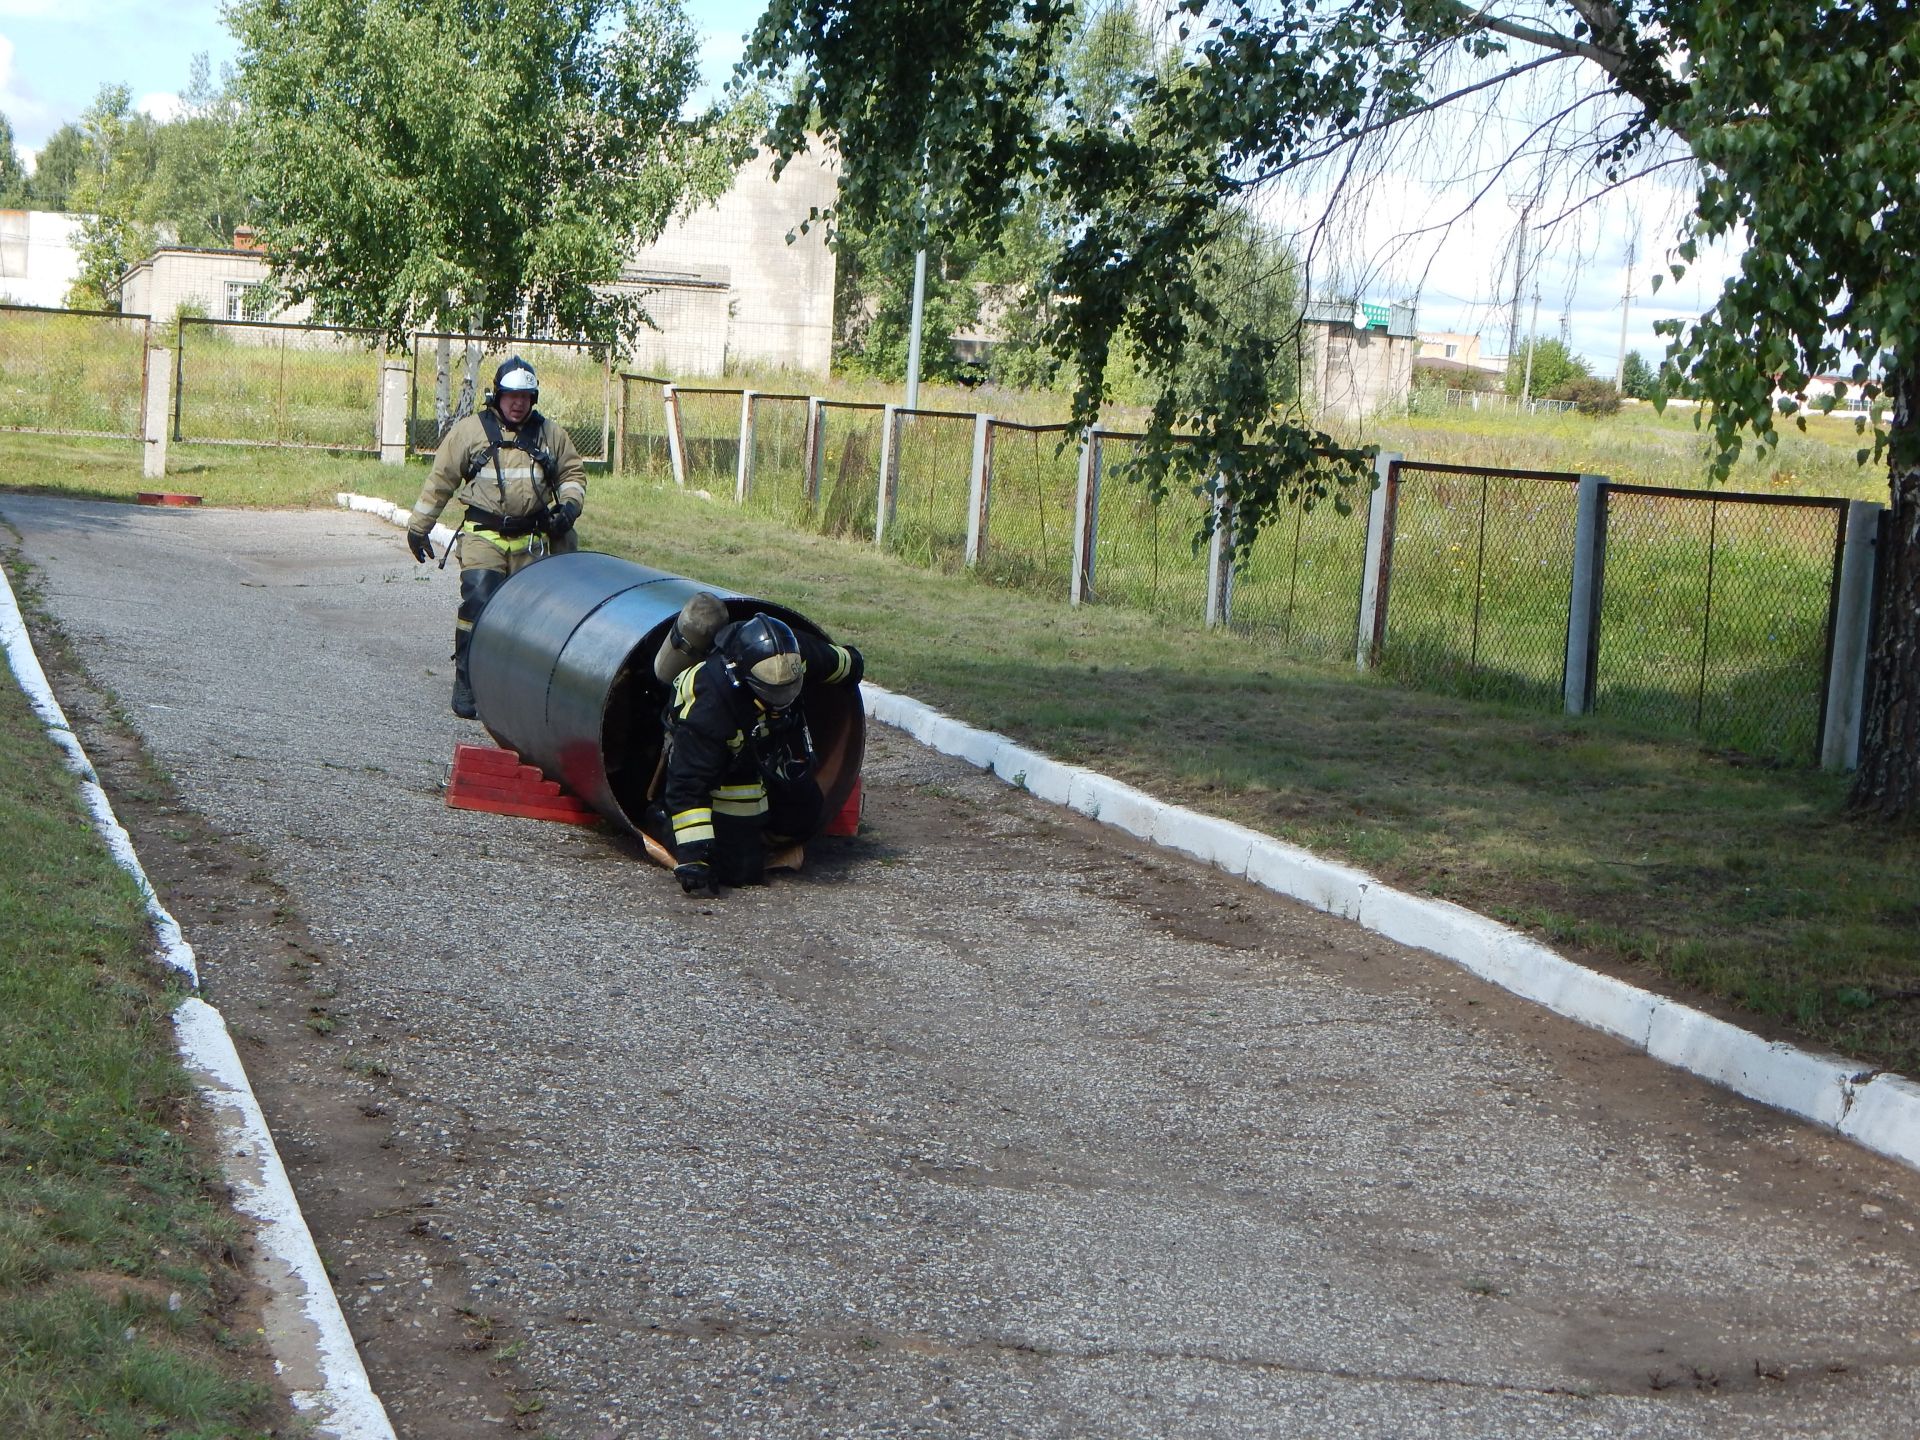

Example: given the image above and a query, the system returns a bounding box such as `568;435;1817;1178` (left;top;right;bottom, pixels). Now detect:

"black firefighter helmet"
719;613;804;711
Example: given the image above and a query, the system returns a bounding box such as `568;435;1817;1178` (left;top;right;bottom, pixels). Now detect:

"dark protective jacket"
408;404;587;554
662;632;863;867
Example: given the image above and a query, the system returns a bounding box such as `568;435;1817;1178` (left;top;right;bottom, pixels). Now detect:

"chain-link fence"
1597;486;1846;760
0;303;150;438
1228;478;1371;663
617;374;673;481
1371;463;1582;705
1084;431;1215;620
812;401;886;540
883;408;977;569
174;317;383;451
979;421;1080;598
409;334;611;462
741;393;813;526
670;386;745;493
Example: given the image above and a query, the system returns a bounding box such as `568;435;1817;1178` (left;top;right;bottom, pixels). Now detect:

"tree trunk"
1849;359;1920;819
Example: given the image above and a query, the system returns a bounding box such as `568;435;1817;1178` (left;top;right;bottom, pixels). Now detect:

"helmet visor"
745;652;804;711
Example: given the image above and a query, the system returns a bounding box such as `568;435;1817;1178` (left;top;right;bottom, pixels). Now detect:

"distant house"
1302;298;1418;423
112;227;302;325
109;144;840;377
1416;329;1505;375
0;210;84;309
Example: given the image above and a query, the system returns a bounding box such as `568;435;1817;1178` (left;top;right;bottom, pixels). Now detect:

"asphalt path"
5;491;1919;1440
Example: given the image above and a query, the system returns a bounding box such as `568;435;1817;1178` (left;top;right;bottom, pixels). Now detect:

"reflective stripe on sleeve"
822;645;854;683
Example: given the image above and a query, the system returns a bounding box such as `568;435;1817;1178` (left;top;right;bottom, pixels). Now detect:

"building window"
224;279;274;322
1444;343;1457;358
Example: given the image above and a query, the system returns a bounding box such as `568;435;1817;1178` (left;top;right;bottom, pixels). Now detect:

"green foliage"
0;113;27;207
1553;376;1622;417
25;125;89;212
1654;1;1913;469
1620;350;1658;402
63;62;257;310
1504;337;1588;399
229;0;749;351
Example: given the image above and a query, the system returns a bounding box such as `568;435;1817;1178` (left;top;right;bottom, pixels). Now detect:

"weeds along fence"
0;303;150;438
1595;486;1847;759
1368;462;1583;707
619;382;1877;765
407;333;612;462
175;317;383;452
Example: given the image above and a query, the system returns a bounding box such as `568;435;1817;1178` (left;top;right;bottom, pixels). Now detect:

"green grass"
0;591;277;1438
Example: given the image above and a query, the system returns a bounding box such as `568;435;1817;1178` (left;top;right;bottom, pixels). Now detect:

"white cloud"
136;89;181;122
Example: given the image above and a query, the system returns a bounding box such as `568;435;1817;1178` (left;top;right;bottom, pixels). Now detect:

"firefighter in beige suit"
405;356;587;717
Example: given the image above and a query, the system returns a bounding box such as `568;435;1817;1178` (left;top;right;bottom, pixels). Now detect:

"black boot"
451;628;477;719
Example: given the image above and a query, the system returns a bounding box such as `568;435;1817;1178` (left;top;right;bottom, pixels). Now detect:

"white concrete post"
1355;451;1400;669
805;398;827;506
1204;484;1231;629
735;389;756;503
1563;473;1608;714
379;361;410;465
1070;429;1098;606
874;404;900;546
1821;499;1884;771
142;349;171;481
663;385;687;487
964;413;993;567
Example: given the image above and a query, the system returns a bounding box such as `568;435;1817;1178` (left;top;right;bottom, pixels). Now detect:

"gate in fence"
408;333;612;462
0;303;150;439
1594;486;1848;761
978;420;1079;597
877;407;977;568
616;374;672;481
174;316;384;452
808;401;887;540
1365;461;1584;706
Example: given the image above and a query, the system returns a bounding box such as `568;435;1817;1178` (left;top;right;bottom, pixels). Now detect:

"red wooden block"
824;777;862;837
446;744;601;827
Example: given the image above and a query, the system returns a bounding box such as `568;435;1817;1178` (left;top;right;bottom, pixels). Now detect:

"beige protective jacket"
408;408;587;536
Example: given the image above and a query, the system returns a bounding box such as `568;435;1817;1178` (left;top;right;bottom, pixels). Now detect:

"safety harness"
461;408;561;542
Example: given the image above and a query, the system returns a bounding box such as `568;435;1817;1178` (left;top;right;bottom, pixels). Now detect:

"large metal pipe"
467;551;864;839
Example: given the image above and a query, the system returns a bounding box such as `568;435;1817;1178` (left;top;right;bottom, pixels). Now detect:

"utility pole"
1521;286;1541;409
1612;237;1637;390
1506;201;1532;362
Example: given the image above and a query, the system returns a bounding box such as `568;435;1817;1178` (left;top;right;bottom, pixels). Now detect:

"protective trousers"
449;529;578;717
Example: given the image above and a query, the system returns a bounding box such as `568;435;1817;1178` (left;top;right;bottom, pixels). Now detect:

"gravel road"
4;491;1918;1440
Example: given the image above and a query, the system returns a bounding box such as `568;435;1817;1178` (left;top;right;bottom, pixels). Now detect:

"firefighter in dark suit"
656;610;863;897
404;356;587;718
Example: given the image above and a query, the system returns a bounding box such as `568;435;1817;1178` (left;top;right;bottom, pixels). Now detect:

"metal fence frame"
174;315;386;452
0;302;152;440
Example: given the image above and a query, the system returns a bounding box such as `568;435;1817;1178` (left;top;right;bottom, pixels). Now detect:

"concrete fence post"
874;404;900;546
965;413;993;567
142;350;171;481
378;361;410;465
735;389;756;504
1204;484;1231;629
805;398;826;506
663;385;687;487
1354;451;1400;670
1563;473;1608;714
1821;499;1884;771
1070;429;1098;606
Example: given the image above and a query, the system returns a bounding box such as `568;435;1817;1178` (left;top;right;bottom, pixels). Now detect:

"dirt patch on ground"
24;615;543;1435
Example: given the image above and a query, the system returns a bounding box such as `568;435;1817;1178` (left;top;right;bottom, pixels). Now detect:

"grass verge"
9;432;1919;1077
0;559;278;1439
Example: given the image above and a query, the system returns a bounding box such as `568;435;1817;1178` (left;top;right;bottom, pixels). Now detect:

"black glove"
407;529;436;564
544;499;580;537
675;861;719;898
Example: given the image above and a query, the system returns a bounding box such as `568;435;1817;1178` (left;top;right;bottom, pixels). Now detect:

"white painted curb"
0;559;397;1440
857;681;1918;1178
330;494;1919;1178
